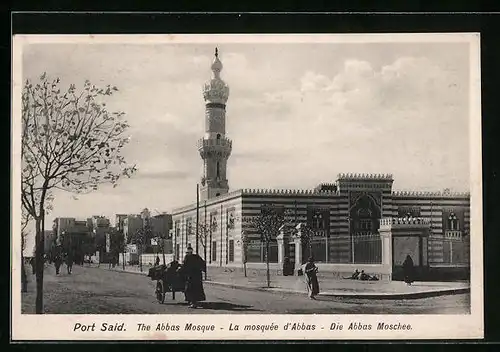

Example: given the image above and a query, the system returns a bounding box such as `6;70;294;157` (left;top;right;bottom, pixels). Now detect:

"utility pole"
226;208;229;265
196;183;200;254
204;201;208;261
220;203;223;267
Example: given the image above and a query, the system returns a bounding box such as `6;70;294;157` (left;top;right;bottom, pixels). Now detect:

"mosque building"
171;49;470;281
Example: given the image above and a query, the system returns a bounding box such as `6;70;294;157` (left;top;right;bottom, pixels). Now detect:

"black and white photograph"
11;33;483;340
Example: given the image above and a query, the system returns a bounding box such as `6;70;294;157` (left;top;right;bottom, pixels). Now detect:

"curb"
86;265;148;276
88;266;470;299
319;287;470;300
203;280;470;300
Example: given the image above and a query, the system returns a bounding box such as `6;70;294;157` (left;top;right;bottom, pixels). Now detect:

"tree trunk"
21;253;28;293
266;242;270;288
139;244;143;272
35;216;44;314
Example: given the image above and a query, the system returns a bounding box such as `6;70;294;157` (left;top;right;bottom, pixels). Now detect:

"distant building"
150;213;173;254
119;211;173;254
115;214;128;233
122;215;143;244
52;217;94;264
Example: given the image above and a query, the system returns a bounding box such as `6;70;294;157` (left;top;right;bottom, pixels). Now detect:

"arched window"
312;212;324;229
448;213;459;231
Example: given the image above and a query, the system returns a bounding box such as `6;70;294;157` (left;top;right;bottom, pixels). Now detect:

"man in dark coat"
53;246;63;275
181;246;206;308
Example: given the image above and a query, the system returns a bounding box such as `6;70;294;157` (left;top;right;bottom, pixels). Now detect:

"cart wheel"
156;281;165;304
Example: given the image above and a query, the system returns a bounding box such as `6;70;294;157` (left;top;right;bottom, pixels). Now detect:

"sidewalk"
88;264;469;299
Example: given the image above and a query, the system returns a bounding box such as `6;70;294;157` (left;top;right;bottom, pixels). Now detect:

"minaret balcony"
197;137;233;151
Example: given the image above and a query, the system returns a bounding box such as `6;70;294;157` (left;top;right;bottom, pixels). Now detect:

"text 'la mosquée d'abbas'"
73;321;412;333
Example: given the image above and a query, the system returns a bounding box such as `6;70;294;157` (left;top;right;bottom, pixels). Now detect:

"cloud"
226;54;469;193
135;170;190;180
21;43;470;231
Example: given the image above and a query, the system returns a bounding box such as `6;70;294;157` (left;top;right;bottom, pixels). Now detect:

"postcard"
11;33;483;341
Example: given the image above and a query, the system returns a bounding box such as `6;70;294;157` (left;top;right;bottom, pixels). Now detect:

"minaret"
198;48;232;200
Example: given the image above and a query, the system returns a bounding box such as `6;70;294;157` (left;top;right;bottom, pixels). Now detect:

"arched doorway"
349;193;382;264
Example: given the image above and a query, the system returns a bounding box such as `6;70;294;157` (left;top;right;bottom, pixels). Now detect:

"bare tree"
128;223;153;272
239;230;249;277
20;210;31;293
198;217;218;280
242;206;292;288
21;73;136;314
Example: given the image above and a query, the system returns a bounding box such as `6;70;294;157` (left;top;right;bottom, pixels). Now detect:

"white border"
11;33;483;341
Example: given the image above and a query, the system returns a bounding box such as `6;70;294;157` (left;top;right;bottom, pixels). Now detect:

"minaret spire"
199;48;231;201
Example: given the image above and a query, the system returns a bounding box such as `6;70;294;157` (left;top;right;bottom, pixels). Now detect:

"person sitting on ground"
359;270;370;281
344;269;360;279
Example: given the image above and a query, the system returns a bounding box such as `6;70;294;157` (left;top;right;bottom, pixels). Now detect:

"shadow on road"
199;301;261;312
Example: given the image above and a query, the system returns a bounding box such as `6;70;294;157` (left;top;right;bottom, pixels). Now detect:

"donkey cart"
148;262;185;304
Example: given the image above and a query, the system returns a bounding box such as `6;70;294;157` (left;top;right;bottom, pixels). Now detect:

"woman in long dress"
303;256;320;299
402;254;415;285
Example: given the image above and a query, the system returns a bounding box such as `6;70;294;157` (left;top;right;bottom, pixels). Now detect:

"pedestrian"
155;256;160;267
66;251;74;274
29;257;35;275
359;270;370;281
402;254;415;286
283;256;293;276
180;246;206;308
303;256;320;300
344;269;360;280
54;248;63;275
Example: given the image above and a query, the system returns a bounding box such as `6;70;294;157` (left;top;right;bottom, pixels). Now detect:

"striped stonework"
171;174;470;272
391;191;470;267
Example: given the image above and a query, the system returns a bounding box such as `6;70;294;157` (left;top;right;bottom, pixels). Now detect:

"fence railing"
244;235;383;264
428;238;470;265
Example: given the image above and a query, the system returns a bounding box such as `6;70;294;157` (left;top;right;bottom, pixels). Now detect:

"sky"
20;39;472;235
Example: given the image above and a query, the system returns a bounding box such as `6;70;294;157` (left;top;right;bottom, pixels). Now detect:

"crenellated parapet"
392;190;470;198
172;189;244;215
379;216;431;229
314;182;339;193
337;173;394;180
240;188;339;196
